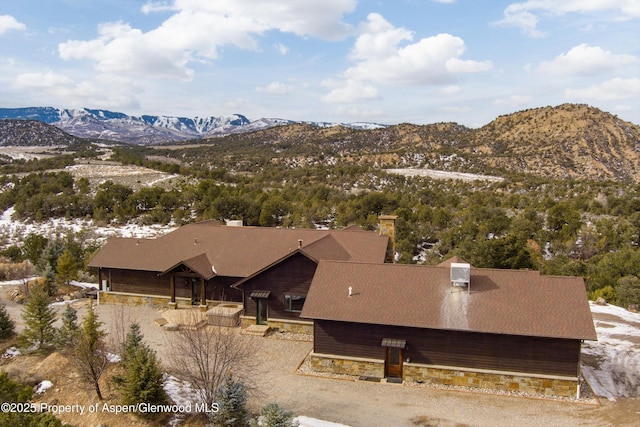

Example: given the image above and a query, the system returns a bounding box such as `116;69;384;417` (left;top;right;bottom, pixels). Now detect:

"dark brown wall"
241;253;317;320
208;276;243;302
100;268;243;302
314;320;581;377
100;268;168;296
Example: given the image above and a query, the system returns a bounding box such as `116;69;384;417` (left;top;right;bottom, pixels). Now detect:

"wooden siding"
100;268;168;296
208;276;243;302
100;268;243;302
241;253;317;320
314;320;581;377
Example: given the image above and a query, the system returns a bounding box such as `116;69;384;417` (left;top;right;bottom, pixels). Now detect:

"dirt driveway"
3;296;639;427
91;303;640;427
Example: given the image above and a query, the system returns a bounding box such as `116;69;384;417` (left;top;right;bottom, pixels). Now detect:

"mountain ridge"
1;104;638;182
0;107;385;144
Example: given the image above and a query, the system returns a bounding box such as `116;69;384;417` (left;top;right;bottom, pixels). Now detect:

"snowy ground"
581;301;640;400
386;167;504;182
0;206;176;247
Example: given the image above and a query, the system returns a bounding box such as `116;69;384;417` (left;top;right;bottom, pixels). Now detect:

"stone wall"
310;352;384;378
403;363;578;397
239;316;313;334
268;319;313;334
98;291;171;308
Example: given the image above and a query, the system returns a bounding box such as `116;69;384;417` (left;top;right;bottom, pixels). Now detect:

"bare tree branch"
165;314;260;407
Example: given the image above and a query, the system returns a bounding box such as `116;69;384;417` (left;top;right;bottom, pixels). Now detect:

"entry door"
256;299;268;325
385;347;403;378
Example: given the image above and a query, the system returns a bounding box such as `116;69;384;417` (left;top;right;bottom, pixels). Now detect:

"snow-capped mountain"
0;107;387;144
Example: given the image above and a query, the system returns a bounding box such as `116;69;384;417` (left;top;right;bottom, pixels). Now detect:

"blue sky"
1;1;638;127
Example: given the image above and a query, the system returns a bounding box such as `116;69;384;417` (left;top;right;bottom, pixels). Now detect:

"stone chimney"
378;215;398;263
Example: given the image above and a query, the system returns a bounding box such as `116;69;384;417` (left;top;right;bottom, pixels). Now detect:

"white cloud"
345;14;492;86
493;94;534;106
141;1;174;14
256;81;293;95
274;43;289;55
565;77;640;101
58;0;356;79
494;1;640;37
12;71;140;110
0;15;26;35
322;78;380;103
439;85;461;95
438;106;470;113
535;44;639;76
336;105;384;119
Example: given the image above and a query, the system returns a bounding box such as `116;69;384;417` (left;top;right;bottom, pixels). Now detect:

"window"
284;294;306;312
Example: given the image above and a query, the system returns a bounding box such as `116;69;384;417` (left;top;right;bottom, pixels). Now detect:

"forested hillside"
0;103;639;309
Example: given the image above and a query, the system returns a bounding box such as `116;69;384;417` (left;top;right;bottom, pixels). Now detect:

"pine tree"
20;284;56;349
55;303;80;350
74;302;108;400
257;403;298;427
55;249;78;288
0;301;15;340
119;323;167;412
214;376;249;426
41;264;57;297
122;322;143;364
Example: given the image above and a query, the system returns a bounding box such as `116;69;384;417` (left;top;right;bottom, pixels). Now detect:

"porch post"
169;274;177;309
199;278;207;312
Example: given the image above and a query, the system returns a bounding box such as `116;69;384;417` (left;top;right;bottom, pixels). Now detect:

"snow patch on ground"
296;415;350;427
35;380;53;394
2;347;20;358
386;168;504;182
0;206;176;248
581;301;640;400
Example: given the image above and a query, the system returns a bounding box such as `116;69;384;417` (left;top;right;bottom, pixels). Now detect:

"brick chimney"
378;215;398;263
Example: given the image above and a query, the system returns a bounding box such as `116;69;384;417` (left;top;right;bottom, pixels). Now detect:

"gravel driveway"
3;295;638;427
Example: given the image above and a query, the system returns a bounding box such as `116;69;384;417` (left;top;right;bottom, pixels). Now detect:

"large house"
300;257;597;397
88;218;392;329
89;217;596;397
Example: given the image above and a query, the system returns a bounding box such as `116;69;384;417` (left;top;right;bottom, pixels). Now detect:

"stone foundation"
268;319;313;335
310;352;384;378
98;291;214;310
403;363;578;398
98;291;171;308
239;316;313;334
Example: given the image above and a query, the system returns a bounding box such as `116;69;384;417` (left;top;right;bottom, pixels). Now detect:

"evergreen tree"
119;323;167;412
0;301;15;340
214;376;249;426
55;248;78;288
55;303;80;350
121;322;143;364
41;264;57;297
257;403;298;427
74;302;108;400
20;284;56;349
0;371;64;426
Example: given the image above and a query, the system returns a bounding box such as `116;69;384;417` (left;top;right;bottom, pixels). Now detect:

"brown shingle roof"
89;221;389;278
301;261;597;340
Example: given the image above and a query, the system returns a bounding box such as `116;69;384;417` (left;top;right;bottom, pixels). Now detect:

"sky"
0;1;639;127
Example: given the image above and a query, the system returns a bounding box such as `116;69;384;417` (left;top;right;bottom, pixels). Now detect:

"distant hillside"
0;119;81;146
196;104;639;182
2;104;638;182
471;104;640;182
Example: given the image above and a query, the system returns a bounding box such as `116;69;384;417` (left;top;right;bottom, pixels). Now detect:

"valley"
0;103;639;426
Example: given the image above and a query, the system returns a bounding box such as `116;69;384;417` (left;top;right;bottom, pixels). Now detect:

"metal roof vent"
450;262;471;291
